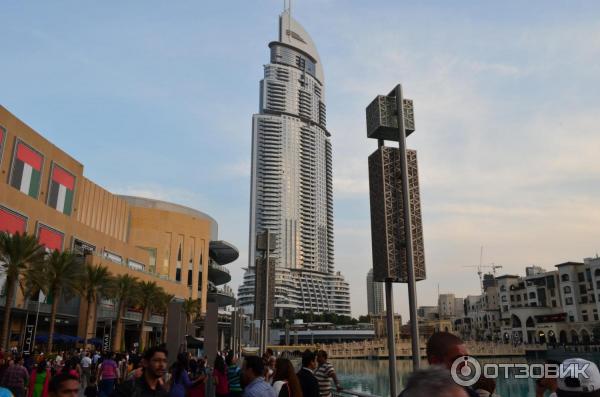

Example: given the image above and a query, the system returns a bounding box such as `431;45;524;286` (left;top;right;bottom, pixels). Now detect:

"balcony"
208;240;239;265
208;261;232;286
207;287;236;308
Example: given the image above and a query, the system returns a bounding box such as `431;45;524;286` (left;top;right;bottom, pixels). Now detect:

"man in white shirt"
81;352;92;389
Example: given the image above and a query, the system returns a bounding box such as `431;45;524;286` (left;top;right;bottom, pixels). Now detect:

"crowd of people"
5;334;600;397
0;346;341;397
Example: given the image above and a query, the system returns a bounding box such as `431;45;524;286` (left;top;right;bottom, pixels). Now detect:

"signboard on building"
102;324;111;352
23;325;34;355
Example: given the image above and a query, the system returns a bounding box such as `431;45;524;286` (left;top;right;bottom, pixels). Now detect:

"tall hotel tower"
238;10;351;317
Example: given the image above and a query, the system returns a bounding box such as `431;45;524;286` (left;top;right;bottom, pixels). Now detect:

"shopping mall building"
0;105;238;350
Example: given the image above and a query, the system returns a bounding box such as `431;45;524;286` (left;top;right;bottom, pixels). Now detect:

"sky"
2;1;600;318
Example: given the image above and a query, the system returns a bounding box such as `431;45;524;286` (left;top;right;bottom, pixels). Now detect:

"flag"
0;205;27;235
48;164;75;215
10;141;43;198
37;224;64;252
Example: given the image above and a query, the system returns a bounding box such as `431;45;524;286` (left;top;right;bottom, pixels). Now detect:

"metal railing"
333;390;381;397
209;262;231;275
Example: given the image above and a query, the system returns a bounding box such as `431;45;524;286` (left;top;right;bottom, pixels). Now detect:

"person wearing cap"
557;358;600;397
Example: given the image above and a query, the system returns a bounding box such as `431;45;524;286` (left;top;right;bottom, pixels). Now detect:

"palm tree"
0;232;46;349
34;250;85;353
136;281;163;349
182;297;200;336
79;264;114;347
156;292;175;343
111;274;140;352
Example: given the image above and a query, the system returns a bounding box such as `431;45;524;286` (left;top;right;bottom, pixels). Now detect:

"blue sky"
2;1;600;317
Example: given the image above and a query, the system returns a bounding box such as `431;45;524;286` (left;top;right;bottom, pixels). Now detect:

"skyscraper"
366;269;384;315
237;10;351;317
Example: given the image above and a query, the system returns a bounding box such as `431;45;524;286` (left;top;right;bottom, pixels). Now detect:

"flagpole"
32;298;42;352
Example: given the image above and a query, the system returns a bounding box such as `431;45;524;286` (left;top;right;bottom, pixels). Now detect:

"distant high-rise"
366;269;384;315
237;10;351;316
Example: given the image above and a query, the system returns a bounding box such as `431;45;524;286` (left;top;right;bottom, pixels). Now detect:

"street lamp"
366;83;427;396
255;229;276;354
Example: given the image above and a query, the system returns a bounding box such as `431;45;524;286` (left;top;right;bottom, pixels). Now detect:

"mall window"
580;284;587;294
175;235;183;282
564;286;572;294
561;274;570;282
550;288;556;297
103;250;122;264
187;237;195;287
566;297;573;305
529;292;536;299
128;259;144;271
578;272;585;282
73;238;95;257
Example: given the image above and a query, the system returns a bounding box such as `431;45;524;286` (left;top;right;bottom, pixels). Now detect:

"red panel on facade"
0;206;27;235
38;225;64;252
16;142;43;171
52;164;75;190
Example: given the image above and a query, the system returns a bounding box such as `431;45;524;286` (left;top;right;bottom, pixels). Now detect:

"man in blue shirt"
241;356;275;397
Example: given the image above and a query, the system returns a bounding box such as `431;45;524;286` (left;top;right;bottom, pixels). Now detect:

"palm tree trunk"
162;310;168;344
47;289;61;353
0;276;16;349
138;306;148;350
84;296;93;348
113;300;125;352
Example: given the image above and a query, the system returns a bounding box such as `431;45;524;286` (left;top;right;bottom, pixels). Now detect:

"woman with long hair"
27;360;51;397
212;355;228;397
187;358;207;397
168;352;202;397
271;358;303;397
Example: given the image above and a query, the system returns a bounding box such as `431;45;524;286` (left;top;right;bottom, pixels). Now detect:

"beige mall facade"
0;105;237;350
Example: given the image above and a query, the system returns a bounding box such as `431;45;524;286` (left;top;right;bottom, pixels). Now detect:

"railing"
333;391;380;397
209;262;231;275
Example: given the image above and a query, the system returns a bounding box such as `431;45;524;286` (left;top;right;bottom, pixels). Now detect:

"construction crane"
463;247;503;292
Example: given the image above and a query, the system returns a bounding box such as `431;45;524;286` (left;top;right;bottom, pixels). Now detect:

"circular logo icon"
451;355;481;387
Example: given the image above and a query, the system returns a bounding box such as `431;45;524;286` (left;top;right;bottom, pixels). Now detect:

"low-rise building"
0;106;238;350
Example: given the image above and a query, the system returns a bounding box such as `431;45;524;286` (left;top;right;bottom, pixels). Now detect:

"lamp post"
366;83;427;395
255;229;275;354
393;84;421;372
